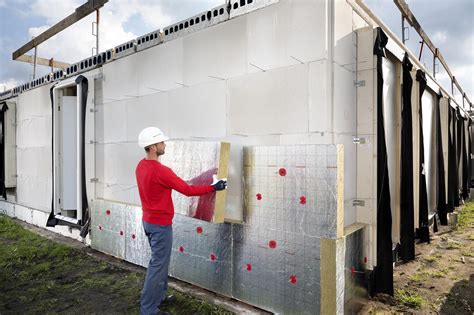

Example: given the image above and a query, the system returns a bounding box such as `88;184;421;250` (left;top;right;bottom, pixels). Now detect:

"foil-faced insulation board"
159;141;230;223
344;225;368;314
91;144;344;314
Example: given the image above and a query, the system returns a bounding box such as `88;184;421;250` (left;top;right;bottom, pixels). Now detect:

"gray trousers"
140;221;173;315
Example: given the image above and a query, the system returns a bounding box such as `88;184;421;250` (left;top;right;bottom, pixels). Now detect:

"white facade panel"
61;96;78;211
103;55;139;103
16;87;52;212
228;63;309;135
4;101;17;188
102;143;142;187
246;0;327;73
14;204;33;223
183;17;248;86
334;0;356;68
0;201;15;217
333;63;357;134
101;100;127;143
136;39;184;95
125;92;170;142
309;60;330;133
168;80;227;139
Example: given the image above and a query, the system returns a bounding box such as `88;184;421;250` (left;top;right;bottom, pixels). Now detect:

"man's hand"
212;175;227;191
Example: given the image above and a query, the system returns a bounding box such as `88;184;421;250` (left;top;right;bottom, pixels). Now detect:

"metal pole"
96;9;100;55
33;45;37;79
433;48;437;78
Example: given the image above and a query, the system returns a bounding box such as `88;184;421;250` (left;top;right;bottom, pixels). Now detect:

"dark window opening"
154;33;158;39
201;14;206;21
240;0;245;6
174;25;178;32
190;19;194;26
165;29;169;35
219;8;224;15
233;3;238;9
97;55;102;64
197;17;201;23
213;10;218;17
179;23;183;30
93;57;97;65
88;59;92;67
207;11;211;20
170;28;174;34
184;21;189;28
248;0;253;3
73;65;77;72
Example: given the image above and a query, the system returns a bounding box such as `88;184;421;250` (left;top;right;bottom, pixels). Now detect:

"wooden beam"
12;0;108;60
393;0;472;107
16;54;70;69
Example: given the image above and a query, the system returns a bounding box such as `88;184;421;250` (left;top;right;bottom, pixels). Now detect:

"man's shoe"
160;295;176;306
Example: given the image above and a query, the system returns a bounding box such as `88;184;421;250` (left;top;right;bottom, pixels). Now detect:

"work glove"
212;174;227;191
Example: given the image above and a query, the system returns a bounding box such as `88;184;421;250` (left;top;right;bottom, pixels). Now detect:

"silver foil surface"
344;227;368;314
91;144;343;314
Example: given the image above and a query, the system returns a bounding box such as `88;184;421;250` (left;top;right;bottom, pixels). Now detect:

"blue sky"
0;0;472;104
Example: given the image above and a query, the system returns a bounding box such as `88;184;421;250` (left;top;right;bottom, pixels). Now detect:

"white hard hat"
138;127;169;148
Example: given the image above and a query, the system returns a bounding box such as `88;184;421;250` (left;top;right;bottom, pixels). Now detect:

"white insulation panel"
168;80;227;139
16;87;53;212
228;63;309;135
182;17;248;86
246;0;327;72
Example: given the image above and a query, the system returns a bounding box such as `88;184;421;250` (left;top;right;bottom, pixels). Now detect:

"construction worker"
136;127;227;315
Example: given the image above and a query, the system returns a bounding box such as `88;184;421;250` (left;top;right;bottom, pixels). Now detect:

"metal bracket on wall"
353;137;366;144
353;80;366;87
352;199;365;207
89;108;98;113
90;178;99;182
89;140;98;144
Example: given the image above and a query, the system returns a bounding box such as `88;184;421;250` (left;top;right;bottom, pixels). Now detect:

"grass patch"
424;255;440;263
409;273;424;282
458;202;474;230
0;215;232;315
395;289;426;309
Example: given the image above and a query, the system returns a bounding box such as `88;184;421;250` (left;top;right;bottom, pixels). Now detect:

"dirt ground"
0;215;235;315
360;201;474;314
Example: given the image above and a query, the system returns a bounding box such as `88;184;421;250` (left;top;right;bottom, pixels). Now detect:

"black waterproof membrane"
399;53;415;261
371;27;394;296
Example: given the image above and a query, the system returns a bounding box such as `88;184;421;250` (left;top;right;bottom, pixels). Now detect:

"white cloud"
432;31;448;44
24;0;177;65
0;78;21;91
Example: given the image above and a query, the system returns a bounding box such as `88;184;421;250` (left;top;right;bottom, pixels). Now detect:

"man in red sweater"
135;127;226;315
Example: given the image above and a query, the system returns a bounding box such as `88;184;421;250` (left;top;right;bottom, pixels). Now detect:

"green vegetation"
395;289;426;309
458;202;474;230
0;215;233;315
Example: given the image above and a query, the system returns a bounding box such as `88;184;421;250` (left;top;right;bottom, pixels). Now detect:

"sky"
0;0;472;105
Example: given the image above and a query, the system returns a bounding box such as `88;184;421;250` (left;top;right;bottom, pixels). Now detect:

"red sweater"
135;159;214;225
